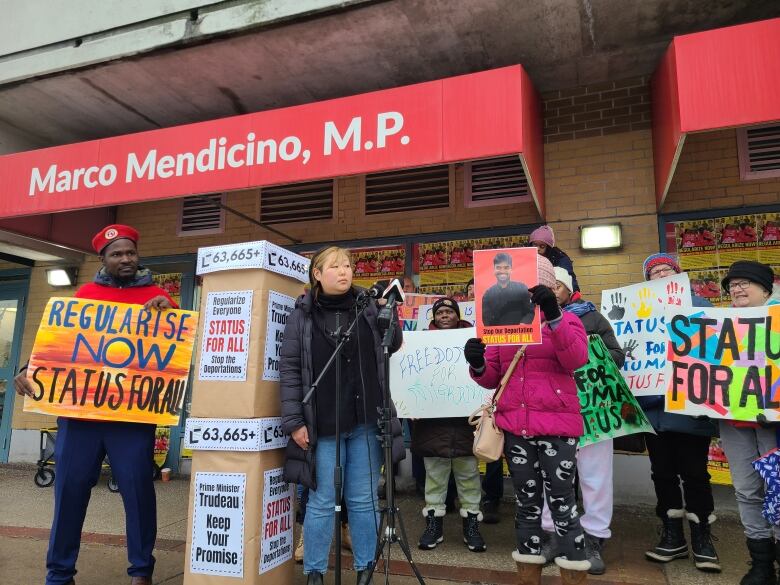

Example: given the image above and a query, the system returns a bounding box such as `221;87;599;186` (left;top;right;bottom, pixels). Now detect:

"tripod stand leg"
393;504;426;585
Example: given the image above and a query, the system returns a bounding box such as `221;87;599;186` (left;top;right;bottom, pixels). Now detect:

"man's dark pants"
46;418;157;585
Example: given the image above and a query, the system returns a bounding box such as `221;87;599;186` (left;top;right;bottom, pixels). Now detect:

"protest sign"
389;327;491;418
262;291;296;381
417;301;475;330
199;290;252;381
473;247;541;345
397;293;443;331
664;304;780;421
575;335;654;446
190;472;246;577
600;273;690;396
24;297;198;426
260;467;293;574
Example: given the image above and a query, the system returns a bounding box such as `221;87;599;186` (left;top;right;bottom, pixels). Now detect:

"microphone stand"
302;292;371;585
365;299;426;585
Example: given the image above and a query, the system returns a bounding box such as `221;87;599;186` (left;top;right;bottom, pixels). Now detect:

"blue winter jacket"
636;294;718;437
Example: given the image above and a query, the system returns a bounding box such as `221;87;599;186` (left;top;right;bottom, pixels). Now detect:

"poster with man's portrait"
473;247;541;345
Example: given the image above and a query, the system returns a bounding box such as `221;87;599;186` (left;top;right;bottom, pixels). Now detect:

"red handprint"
666;282;685;306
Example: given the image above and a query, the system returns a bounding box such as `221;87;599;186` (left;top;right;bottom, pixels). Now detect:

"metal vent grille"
365;165;450;214
740;124;780;179
260;179;334;224
466;156;530;204
178;194;224;235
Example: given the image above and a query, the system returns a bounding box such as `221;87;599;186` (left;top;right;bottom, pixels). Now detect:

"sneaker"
418;509;444;550
461;511;486;552
645;509;688;563
687;513;720;572
585;533;606;575
539;531;557;565
482;500;500;524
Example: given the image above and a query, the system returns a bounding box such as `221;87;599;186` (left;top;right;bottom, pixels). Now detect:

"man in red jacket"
14;224;177;585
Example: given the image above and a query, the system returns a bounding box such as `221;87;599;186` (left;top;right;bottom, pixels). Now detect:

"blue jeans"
304;424;381;574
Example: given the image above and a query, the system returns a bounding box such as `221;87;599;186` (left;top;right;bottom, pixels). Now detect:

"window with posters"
295;229;534;332
416;234;530;299
663;209;780;308
662;206;780;485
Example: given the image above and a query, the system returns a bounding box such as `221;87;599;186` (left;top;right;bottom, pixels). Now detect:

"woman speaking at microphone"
279;246;404;585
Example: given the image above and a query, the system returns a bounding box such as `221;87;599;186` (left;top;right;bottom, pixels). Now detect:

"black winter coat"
410;319;476;458
280;289;406;489
571;304;625;368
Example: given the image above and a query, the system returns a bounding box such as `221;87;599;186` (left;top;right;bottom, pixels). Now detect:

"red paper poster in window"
757;213;780;265
473;247;540;346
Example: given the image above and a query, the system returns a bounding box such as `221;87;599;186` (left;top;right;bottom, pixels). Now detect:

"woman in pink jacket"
465;255;589;585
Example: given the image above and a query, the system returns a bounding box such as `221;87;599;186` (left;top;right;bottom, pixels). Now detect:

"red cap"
92;224;139;254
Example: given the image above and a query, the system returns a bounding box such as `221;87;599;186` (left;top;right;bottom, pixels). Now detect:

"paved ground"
0;463;757;584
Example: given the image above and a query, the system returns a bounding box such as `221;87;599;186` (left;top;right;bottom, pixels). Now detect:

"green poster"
575;335;654;447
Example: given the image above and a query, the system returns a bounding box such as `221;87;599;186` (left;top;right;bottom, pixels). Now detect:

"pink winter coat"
471;313;588;439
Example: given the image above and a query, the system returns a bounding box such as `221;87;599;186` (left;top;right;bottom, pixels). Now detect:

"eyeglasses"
728;280;752;292
648;266;675;278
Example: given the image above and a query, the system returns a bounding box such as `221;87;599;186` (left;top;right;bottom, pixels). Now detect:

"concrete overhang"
1;1;779;151
651;17;780;207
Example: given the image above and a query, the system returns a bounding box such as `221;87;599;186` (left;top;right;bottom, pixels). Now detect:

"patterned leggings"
505;433;586;562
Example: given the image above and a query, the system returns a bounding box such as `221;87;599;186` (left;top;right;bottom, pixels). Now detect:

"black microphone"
358;282;387;300
381;278;405;306
378;279;405;330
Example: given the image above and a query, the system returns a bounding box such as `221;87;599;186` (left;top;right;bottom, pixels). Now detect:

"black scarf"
310;289;380;436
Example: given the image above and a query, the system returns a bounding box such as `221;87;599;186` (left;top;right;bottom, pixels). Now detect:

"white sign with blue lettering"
389;327;491;418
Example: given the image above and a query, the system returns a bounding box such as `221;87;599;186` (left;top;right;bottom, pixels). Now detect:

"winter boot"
512;550;544;585
555;557;590;584
341;523;353;551
461;510;487;552
482;499;500;524
306;572;324;585
418;508;444;550
741;537;777;585
356;564;374;585
775;538;780;582
686;512;721;572
294;531;304;563
584;533;605;575
645;509;688;562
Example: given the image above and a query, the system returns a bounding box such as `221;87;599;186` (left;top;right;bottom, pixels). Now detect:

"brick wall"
543;77;651;143
663;129;780;212
543;129;661;297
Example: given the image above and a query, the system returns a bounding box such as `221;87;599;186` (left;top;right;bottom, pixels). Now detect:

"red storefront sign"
0;65;544;219
652;18;780;206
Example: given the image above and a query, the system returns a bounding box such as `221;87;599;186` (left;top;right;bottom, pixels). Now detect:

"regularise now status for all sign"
23;297;199;426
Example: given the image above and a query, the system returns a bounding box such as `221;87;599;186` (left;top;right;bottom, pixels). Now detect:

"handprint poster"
664;304;780;422
601;273;691;396
473;247;542;346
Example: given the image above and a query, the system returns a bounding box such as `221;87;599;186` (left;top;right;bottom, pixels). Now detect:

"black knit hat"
721;260;774;293
431;297;460;319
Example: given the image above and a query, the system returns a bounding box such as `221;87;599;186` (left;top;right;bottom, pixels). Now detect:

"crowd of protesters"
16;221;780;585
276;225;780;585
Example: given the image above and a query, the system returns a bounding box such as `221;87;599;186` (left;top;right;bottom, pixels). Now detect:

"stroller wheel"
107;476;120;493
34;468;55;487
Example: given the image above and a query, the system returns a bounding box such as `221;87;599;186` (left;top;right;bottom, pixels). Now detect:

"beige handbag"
468;346;526;462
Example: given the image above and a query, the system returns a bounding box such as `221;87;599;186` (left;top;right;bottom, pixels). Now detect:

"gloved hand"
529;285;561;322
463;338;486;370
757;413;780;428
